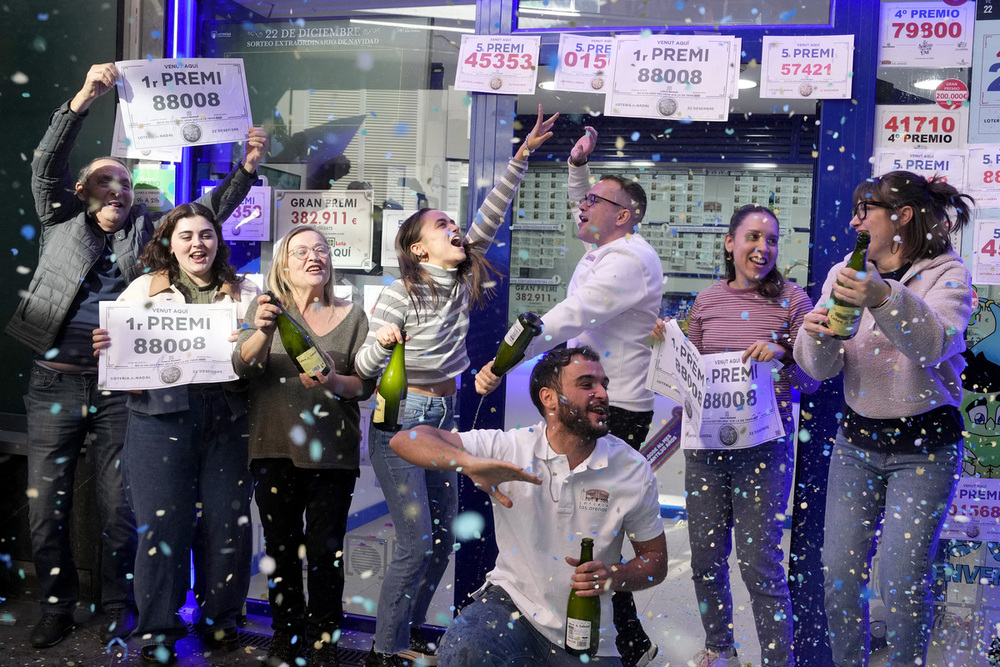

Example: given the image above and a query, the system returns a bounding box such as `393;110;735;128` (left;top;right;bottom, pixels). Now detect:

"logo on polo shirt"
580;488;610;512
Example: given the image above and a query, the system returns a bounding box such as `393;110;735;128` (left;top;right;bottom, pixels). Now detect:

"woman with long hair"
234;227;375;667
357;107;556;667
655;205;819;667
94;202;258;664
794;171;975;666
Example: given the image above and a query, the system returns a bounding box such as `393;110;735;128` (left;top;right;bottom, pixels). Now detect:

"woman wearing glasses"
794;171;975;666
234;227;375;667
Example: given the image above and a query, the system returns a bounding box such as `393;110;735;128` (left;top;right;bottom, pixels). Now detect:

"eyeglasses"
579;193;625;209
851;200;894;220
288;245;331;259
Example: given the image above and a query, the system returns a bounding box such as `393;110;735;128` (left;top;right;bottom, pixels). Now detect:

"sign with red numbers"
966;148;1000;207
554;34;614;93
455;35;540;95
970;27;1000;141
942;478;1000;540
761;35;855;99
878;1;974;67
875;105;967;149
973;219;1000;285
274;189;374;270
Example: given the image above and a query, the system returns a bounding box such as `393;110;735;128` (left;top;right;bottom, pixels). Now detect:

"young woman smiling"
93;203;259;664
356;106;556;667
654;205;818;667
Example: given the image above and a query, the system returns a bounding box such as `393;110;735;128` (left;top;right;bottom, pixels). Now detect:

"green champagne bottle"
565;537;600;658
491;312;544;377
266;291;330;378
373;331;407;431
827;232;871;340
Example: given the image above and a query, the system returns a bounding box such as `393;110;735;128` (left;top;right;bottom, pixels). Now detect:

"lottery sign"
941;478;1000;540
874;149;966;190
274;189;374;270
974;219;1000;285
454;35;540;95
761;35;855;99
966;148;1000;208
98;302;239;390
116;58;253;151
878;2;974;67
875;105;967;149
611;35;738;99
554;34;614;93
971;31;1000;142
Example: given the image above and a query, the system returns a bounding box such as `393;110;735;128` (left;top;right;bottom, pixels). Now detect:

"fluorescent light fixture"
538;81;558;90
914;78;943;90
358;6;477;21
517;7;582;17
630;161;656;167
737;78;757;90
748;163;779;170
349;18;474;34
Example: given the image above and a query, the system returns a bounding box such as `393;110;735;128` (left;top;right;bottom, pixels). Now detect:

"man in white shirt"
475;128;664;665
391;347;667;666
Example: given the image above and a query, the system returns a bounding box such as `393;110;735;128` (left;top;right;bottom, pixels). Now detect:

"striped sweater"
688;279;817;428
356;157;528;383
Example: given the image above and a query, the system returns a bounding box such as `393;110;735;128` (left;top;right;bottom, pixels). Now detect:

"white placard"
380;209;413;268
203;184;271;242
454;35;541;95
761;35;855;99
878;2;974;68
874;105;967;149
973;219;1000;285
941;477;1000;541
646;321;706;437
970;30;1000;142
604;92;731;122
873;150;967;190
112;106;183;162
554;34;614;93
610;34;739;99
688;352;784;450
116;58;252;150
966;147;1000;208
98;302;238;390
645;320;784;450
274;189;374;270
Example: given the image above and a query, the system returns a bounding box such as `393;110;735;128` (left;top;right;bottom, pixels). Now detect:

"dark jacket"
6;101;256;354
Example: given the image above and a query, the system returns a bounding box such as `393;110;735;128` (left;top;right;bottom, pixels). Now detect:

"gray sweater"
7;101;256;354
234;299;375;470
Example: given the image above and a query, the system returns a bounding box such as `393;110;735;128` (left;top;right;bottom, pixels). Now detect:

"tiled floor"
1;518;966;667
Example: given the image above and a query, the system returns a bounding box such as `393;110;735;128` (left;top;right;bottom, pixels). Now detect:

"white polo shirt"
459;423;664;657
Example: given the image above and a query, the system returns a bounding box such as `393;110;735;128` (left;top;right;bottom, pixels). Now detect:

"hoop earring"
890;239;901;255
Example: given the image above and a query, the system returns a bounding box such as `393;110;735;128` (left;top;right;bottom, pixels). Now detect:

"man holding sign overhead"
6;62;267;650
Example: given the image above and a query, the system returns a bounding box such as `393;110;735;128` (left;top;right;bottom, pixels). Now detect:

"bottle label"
296;347;326;378
374;393;387;423
827;302;862;338
565;618;593;651
503;319;525;347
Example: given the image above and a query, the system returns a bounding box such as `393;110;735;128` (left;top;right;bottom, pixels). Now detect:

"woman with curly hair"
94;202;258;664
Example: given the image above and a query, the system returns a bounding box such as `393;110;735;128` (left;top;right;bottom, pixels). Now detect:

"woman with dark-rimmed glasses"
794;171;975;666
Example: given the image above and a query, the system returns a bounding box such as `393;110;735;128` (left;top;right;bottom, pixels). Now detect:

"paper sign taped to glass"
98;301;239;390
645;319;785;449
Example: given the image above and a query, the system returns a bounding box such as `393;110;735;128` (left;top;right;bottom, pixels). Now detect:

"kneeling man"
390;347;667;666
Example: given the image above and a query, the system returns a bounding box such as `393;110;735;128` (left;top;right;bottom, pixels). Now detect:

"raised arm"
189;127;269;228
390;425;541;508
466;105;557;250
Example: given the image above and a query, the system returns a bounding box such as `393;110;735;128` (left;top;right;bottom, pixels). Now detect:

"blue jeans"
24;364;137;613
369;392;458;655
122;387;252;647
685;438;794;667
823;430;960;667
438;585;623;666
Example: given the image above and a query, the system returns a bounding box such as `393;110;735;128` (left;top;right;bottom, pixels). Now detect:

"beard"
556;398;609;441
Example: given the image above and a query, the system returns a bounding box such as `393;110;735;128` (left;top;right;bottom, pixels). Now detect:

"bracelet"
568;156;588;167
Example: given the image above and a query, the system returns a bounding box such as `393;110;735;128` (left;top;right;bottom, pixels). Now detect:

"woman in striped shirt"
656;205;819;667
357;106;556;667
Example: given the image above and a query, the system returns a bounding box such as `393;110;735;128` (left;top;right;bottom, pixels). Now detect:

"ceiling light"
738;78;758;90
914;78;943;90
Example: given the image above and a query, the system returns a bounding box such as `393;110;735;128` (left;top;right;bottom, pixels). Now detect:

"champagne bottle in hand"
373;331;407;431
266;291;330;378
827;232;871;339
565;537;600;658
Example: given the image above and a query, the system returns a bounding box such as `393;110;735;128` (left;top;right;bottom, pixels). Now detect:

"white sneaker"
691;648;739;667
633;642;659;667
